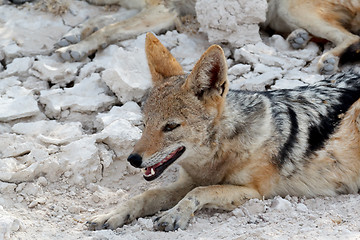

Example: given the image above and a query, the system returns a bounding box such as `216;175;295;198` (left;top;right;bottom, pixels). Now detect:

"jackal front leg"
87;169;195;230
154;185;261;231
56;4;178;61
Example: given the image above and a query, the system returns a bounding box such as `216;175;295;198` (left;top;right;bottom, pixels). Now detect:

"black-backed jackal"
87;33;360;231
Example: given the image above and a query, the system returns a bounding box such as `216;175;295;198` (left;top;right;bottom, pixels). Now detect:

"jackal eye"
163;123;180;132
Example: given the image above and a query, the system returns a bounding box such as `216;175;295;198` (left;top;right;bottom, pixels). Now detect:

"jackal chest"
179;158;230;186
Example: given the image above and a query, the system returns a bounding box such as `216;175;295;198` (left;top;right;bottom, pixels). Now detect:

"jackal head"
127;33;229;181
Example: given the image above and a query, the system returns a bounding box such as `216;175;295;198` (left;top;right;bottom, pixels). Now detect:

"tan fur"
183;45;229;121
266;0;360;73
272;99;360;197
145;32;184;83
88;33;360;231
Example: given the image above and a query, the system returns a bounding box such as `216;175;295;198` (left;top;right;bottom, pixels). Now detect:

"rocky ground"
0;1;359;239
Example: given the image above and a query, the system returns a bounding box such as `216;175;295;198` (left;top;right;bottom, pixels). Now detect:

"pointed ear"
183;45;229;101
145;32;184;84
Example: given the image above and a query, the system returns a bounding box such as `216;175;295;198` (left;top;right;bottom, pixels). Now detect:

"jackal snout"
127;153;143;168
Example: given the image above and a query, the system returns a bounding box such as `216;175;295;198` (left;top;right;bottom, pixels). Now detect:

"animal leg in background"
56;3;178;61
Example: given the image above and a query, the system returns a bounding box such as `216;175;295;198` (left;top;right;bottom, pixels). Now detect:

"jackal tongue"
143;146;185;181
144;151;175;177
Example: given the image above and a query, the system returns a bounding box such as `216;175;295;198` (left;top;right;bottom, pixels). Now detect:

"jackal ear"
183;45;229;100
145;32;184;84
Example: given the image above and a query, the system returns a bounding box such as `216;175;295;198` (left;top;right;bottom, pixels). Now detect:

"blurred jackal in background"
55;0;360;74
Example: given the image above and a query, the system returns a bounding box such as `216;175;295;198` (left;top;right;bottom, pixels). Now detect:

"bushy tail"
340;40;360;65
329;70;360;88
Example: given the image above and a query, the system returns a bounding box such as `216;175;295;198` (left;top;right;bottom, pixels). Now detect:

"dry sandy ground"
0;1;360;239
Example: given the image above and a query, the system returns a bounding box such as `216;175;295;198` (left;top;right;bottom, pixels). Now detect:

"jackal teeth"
151;168;155;175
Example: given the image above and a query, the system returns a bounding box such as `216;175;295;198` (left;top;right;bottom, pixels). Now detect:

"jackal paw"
318;54;339;75
287;28;310;49
55;28;83;48
56;44;88;61
153;208;192;232
87;211;133;230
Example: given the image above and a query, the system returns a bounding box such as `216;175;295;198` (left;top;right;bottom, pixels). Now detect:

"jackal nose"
127;153;142;168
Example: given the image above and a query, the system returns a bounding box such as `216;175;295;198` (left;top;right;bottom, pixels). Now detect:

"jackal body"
88;33;360;231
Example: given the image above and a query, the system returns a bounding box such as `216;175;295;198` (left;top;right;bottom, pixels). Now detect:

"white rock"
271;79;307;90
15;183;26;193
93;45;151;103
0;134;37;158
28;201;39;209
58;137;102;185
21;182;42;196
284;69;324;85
228;64;251;77
264;53;304;69
0;207;21;240
39;73;116;119
0;77;21;95
266;34;291;52
0;134;63;183
0;182;16;194
118;32;148;50
196;0;267;47
271;196;293;211
97;119;142;159
3;85;32;99
234;46;260;64
0;95;40;121
266;34;320;63
98;143;114;169
68;205;82;214
165;33;207;72
296;203;308;212
37;176;48;187
283;42;321;62
232;208;246;217
231;71;282;91
12;120;83;145
253;64;283;75
0;151;52;183
22;76;49;92
64;171;73;178
96;101;142;127
0;57;32;78
0;5;70;61
30;55;84;85
0;158;18;182
3;57;33;77
234;42;305;70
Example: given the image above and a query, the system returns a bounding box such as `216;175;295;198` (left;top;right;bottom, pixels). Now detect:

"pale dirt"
0;1;360;240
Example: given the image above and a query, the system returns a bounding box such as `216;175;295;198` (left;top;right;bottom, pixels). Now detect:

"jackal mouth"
142;146;186;181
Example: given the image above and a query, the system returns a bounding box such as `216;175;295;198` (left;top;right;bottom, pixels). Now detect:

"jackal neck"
217;90;273;160
222;90;270;139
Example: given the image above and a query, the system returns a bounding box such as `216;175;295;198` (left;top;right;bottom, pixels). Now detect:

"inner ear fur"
183;45;229;100
145;32;184;84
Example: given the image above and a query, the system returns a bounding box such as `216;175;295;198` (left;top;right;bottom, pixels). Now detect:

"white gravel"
0;1;358;239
